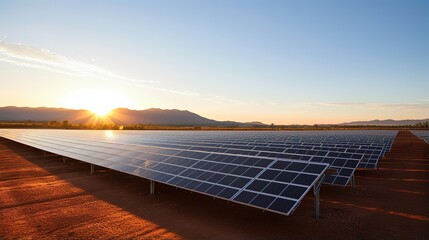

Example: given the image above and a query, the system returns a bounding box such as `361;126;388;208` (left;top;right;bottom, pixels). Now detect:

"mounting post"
62;156;66;164
313;173;326;220
351;174;356;192
90;164;94;174
314;184;320;220
150;180;155;195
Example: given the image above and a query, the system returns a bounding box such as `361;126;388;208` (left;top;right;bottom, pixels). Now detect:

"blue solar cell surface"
31;130;396;184
411;130;429;144
0;129;331;216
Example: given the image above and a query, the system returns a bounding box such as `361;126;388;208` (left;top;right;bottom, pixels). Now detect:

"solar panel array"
0;130;397;186
59;129;395;171
411;130;429;144
23;131;362;186
90;130;395;169
0;129;397;216
0;129;329;216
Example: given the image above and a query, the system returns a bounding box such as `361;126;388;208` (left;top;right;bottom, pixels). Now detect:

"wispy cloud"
0;41;199;96
0;41;158;84
203;94;244;105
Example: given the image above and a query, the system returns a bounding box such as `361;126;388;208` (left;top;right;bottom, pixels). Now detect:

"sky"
0;0;428;124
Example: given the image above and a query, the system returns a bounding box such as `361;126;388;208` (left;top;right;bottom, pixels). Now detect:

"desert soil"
0;130;428;239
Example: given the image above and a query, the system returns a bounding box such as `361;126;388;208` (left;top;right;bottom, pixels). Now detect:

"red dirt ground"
0;130;428;239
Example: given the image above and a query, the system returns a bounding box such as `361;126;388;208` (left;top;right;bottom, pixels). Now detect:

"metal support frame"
350;174;356;191
62;156;66;164
90;164;94;174
149;180;155;195
313;174;326;220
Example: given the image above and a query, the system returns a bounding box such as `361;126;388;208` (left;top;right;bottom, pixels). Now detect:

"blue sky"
0;0;428;124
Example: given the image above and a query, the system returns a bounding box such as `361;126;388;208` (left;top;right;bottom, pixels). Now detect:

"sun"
77;89;116;117
59;88;132;117
91;105;112;117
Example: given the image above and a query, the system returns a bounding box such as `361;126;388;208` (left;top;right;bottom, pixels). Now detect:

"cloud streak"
0;41;198;96
0;42;158;83
203;94;244;105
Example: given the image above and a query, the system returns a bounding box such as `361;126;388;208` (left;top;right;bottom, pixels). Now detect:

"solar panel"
144;130;397;168
99;136;362;186
411;130;429;144
9;129;363;186
0;129;329;216
12;129;397;184
103;130;396;169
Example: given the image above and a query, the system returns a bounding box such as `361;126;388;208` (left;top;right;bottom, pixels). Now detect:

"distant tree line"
415;121;429;128
0;120;428;130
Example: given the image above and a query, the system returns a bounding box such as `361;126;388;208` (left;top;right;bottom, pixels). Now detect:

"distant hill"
0;106;267;127
340;118;429;126
0;107;94;123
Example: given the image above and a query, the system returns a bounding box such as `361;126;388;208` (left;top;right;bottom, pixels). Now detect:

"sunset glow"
0;1;428;124
91;106;112;117
59;89;130;117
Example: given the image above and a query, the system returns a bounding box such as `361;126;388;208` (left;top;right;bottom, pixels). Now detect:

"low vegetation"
0;121;427;130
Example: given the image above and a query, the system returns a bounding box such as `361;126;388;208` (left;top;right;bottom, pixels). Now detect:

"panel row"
26;130;362;186
0;129;329;216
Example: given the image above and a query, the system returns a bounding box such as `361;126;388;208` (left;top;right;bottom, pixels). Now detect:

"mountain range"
0;106;427;126
339;119;429;126
0;106;267;127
